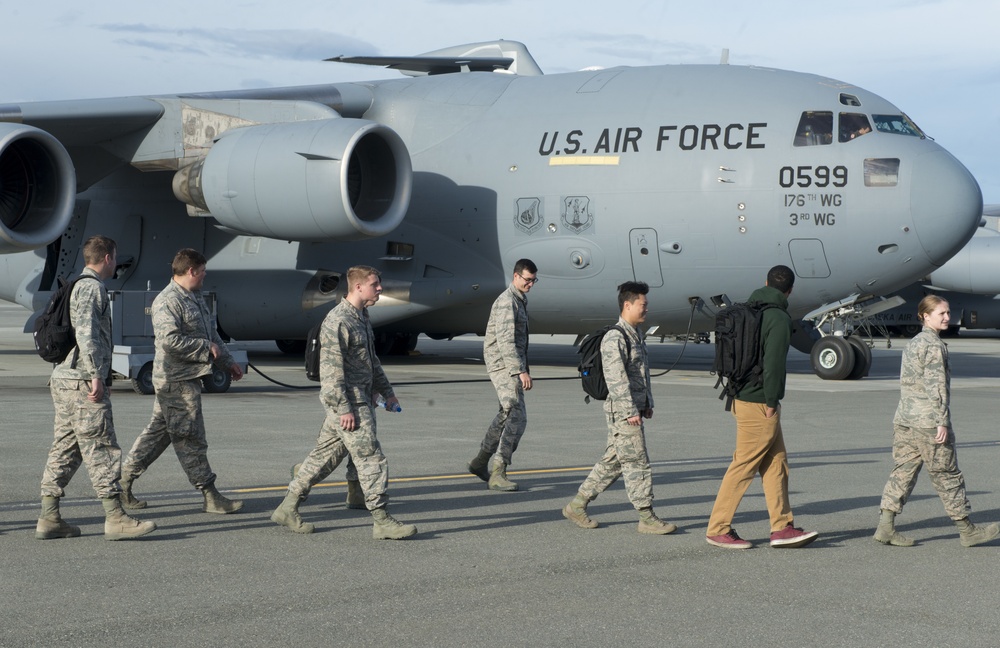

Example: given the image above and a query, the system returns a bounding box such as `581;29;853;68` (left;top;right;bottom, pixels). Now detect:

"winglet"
327;40;543;77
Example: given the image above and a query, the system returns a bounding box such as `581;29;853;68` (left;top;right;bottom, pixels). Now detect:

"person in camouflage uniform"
875;295;1000;547
467;258;537;492
271;265;416;539
120;248;245;515
562;281;676;535
38;235;156;541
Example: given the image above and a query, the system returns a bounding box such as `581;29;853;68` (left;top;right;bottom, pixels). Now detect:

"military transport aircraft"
0;40;984;380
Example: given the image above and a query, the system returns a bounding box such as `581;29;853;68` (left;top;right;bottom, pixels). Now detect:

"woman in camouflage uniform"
875;295;1000;547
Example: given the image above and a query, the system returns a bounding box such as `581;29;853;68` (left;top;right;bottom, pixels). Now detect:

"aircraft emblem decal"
514;197;543;234
561;196;594;233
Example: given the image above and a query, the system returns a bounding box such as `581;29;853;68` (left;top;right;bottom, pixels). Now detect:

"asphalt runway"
3;301;1000;647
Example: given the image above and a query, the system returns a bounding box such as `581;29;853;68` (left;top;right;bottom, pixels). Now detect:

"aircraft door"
629;228;663;287
788;238;831;278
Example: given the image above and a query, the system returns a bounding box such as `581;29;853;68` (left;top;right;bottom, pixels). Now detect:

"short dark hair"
82;235;117;266
617;281;649;312
767;265;795;294
172;248;207;277
513;258;537;275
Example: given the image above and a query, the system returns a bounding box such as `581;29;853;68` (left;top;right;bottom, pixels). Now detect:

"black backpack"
577;324;631;402
712;301;777;411
304;322;322;381
32;275;97;364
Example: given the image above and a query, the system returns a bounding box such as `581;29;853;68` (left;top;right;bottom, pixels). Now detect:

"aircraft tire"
202;368;232;394
810;336;856;381
132;362;155;395
845;336;872;380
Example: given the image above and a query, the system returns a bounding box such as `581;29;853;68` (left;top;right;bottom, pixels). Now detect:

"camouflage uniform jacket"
483;282;528;375
151;279;234;382
320;299;394;415
601;318;654;418
51;267;110;382
893;326;951;429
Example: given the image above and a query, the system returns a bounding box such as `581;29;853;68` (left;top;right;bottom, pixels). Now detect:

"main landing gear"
797;293;904;381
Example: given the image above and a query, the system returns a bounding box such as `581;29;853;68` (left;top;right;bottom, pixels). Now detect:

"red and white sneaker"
706;528;752;550
769;524;819;548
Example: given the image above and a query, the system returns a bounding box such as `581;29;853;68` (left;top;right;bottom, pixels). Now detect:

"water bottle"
375;395;402;412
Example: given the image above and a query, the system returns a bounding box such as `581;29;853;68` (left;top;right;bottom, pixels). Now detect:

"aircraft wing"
2;97;163;146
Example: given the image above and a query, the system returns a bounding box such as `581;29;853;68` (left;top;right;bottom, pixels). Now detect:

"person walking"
875;295;1000;548
467;259;537;492
271;265;416;539
561;281;676;534
37;235;156;541
120;248;244;514
705;265;818;549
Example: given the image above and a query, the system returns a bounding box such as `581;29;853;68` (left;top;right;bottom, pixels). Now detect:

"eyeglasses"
519;275;539;285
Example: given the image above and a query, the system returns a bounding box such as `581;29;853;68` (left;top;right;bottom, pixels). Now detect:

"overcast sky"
4;0;997;202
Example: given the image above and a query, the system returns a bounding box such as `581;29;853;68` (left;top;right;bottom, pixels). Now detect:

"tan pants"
707;400;793;536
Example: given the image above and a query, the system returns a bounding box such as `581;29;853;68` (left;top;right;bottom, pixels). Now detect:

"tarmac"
3;300;1000;647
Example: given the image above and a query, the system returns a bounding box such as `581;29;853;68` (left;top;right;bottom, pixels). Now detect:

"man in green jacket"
705;265;819;549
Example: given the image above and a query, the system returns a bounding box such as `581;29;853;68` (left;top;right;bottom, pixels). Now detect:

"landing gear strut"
800;293;904;380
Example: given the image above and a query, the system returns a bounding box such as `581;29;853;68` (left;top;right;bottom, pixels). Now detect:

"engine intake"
173;118;412;241
0;123;76;254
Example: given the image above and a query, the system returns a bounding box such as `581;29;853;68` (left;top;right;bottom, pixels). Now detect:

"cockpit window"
793;111;833;147
872;114;925;138
839;113;872;142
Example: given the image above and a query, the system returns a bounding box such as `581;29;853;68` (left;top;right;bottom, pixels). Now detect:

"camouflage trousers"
707;400;792;536
880;424;970;519
42;378;123;499
122;378;216;489
577;414;653;509
290;404;387;510
480;371;526;465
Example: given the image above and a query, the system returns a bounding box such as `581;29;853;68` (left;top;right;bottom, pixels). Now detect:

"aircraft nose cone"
910;150;982;266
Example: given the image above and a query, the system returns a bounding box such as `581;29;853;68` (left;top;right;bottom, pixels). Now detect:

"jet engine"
0;123;76;254
173;118;412;241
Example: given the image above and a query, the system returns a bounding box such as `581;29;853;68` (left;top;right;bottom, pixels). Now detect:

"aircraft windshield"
839;113;872;142
872;114;925;138
793;111;833;146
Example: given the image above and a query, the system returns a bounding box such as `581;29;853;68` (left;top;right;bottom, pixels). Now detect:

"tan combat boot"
467;450;491;482
956;517;1000;547
637;507;678;535
562;493;598;529
120;474;147;509
488;460;518;492
202;484;244;514
873;509;914;547
102;496;156;541
270;491;314;534
35;495;81;540
371;507;417;540
345;479;366;510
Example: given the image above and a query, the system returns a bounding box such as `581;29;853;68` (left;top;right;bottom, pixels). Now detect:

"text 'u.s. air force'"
538;123;767;156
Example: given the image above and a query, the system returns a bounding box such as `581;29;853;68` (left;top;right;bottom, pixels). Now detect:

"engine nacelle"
0;123;76;254
173;118;412;241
